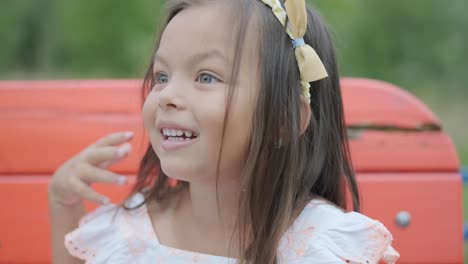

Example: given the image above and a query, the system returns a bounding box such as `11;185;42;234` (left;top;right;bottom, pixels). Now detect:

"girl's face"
142;4;259;183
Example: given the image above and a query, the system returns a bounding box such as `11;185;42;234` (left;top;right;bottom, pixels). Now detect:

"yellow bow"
258;0;328;102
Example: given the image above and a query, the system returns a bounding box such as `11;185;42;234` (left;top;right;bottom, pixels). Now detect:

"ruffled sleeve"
64;204;132;264
311;211;399;264
279;201;400;264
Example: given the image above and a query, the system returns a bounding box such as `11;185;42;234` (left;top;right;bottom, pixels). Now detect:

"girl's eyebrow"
153;50;231;67
190;50;231;66
153;53;170;68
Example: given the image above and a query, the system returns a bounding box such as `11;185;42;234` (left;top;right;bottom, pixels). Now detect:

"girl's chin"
160;162;202;181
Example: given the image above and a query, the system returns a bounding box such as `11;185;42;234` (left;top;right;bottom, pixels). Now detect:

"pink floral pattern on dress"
277;214;316;262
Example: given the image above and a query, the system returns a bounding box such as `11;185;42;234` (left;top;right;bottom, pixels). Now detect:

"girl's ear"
299;96;312;135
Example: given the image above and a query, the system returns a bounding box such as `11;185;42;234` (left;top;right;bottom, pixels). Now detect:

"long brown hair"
127;0;360;263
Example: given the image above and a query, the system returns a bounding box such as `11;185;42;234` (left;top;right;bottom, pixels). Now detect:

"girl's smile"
157;120;199;151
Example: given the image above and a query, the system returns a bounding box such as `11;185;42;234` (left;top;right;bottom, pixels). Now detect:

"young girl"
49;0;400;263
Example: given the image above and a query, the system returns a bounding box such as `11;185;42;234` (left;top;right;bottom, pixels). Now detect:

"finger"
71;179;110;205
85;143;132;166
97;143;132;169
80;164;128;185
94;131;134;148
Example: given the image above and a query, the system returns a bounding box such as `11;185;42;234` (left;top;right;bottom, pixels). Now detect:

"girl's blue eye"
156;73;169;84
197;73;219;84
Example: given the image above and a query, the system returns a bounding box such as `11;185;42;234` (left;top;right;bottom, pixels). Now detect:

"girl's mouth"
161;128;198;141
160;128;199;151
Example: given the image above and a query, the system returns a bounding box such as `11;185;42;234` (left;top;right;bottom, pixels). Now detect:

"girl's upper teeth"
163;128;195;137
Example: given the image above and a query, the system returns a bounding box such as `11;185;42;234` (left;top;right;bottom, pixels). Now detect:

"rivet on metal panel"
395;211;411;228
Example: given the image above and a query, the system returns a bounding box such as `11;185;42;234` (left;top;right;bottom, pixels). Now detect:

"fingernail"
124;131;134;139
117;144;131;157
98;160;112;169
101;197;110;204
116;176;127;185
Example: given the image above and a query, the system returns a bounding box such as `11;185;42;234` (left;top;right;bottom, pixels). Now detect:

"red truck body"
0;78;463;263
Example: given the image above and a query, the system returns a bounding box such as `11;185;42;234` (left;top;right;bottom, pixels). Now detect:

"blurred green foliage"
0;0;467;162
314;0;468;93
0;0;164;78
2;0;467;87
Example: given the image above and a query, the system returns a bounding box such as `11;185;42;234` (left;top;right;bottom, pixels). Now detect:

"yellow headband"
258;0;328;102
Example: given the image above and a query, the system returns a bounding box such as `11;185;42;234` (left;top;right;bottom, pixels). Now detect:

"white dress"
65;192;400;263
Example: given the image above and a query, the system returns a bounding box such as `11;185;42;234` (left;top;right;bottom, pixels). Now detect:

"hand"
48;131;134;206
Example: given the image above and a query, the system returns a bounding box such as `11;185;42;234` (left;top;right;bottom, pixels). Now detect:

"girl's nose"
156;80;186;111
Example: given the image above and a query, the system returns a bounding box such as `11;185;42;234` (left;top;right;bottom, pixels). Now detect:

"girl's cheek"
142;96;157;130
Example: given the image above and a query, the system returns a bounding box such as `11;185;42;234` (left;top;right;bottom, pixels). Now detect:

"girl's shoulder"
279;198;400;264
64;192;156;263
65;192;231;263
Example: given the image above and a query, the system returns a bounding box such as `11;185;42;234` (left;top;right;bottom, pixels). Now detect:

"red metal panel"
341;78;440;129
0;79;147;174
359;173;463;264
0;176;134;263
0;78;463;263
0;78;458;174
349;131;460;172
0;79;142;113
0;111;147;174
0;173;462;264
